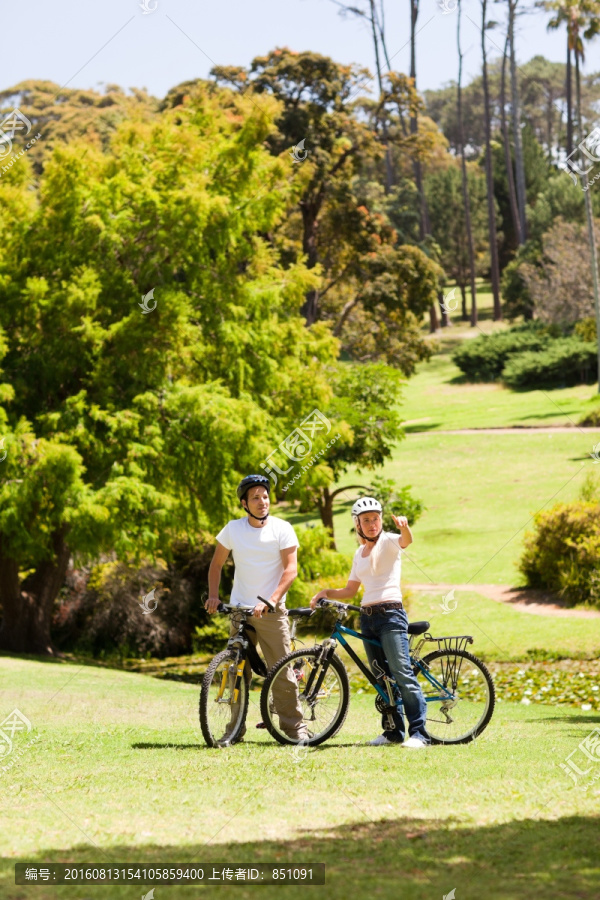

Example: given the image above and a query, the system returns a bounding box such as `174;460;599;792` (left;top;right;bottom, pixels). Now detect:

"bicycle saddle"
407;620;430;635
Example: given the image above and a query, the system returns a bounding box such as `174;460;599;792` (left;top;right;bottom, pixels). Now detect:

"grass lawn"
404;283;600;431
1;657;600;900
403;590;600;662
398;354;600;432
286;431;596;586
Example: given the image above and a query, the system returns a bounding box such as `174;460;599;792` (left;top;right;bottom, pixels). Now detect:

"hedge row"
452;321;598;389
502;338;598;389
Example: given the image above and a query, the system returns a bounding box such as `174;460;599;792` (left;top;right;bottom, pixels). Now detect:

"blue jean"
361;608;430;744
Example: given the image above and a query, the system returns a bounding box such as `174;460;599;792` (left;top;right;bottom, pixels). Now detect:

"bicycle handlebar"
316;598;363;614
215;596;277;615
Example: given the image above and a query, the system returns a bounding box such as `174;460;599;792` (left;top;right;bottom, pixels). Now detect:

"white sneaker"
403;736;428;749
367;734;395;746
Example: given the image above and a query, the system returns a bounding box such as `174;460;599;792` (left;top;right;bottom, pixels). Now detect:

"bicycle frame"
325;620;455;705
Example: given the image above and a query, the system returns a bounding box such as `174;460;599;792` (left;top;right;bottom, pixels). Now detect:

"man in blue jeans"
311;497;430;747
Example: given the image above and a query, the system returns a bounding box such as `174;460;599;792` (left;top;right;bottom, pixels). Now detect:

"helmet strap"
242;500;269;524
248;511;269;523
356;523;381;544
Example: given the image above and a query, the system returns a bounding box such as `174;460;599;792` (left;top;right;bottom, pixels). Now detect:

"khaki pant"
230;606;306;739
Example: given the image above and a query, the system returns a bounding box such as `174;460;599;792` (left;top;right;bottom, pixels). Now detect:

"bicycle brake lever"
257;595;277;613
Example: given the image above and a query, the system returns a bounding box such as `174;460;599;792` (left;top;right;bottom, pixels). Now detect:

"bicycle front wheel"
416;649;495;744
260;648;350;747
199;649;249;747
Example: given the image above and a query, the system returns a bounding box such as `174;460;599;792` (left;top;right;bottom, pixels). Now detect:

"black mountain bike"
199;597;306;747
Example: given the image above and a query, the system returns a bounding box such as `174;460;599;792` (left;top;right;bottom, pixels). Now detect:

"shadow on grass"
402;422;443;433
131;741;364;752
516;411;582;421
529;715;600;725
3;816;599;899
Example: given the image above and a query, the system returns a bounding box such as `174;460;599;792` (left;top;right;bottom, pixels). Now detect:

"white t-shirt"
215;516;300;607
349;532;403;606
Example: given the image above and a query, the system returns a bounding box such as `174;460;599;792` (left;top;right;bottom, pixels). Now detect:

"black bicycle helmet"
236;474;271;502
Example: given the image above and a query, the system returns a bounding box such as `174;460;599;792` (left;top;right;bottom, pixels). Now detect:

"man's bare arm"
206;542;230;614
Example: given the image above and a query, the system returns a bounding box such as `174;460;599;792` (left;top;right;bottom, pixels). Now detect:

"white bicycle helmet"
351;497;382;517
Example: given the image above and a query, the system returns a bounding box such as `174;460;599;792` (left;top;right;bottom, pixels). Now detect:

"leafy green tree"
280;363;405;547
0;83;337;654
0;79;158;173
424;164;490;315
211;50;443;360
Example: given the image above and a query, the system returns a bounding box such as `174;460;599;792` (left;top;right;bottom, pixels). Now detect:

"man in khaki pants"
205;474;307;741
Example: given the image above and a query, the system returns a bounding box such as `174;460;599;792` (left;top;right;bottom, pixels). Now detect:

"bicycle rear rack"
412;633;474;659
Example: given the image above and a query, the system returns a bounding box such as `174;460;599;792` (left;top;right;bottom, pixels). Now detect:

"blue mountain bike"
260;599;495;746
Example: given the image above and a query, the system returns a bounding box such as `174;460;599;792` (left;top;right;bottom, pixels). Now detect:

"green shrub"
580;399;600;426
502;338;598;389
501;257;535;320
451;322;553;381
519;501;600;607
286;524;352;608
357;476;425;531
574;317;597;343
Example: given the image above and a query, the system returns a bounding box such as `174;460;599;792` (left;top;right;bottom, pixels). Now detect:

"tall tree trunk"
457;0;478;326
410;0;436;331
546;88;554;161
575;53;600;393
438;289;451;327
300;202;320;325
316;484;375;550
317;487;337;549
481;0;502;320
566;38;574;156
501;30;522;246
0;529;70;655
369;0;394;191
460;282;468;320
508;0;527;243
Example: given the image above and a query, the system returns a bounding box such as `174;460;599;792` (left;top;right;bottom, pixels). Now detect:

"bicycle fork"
302;640;336;704
217;654;246;704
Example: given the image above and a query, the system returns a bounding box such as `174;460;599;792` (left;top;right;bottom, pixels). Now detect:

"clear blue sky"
2;0;592;100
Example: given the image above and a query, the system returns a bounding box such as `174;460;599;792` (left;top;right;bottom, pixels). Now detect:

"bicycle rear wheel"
199;649;249;747
260;648;350;747
416;649;495;744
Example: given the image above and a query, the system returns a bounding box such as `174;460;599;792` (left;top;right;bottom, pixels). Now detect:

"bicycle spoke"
416;650;495;744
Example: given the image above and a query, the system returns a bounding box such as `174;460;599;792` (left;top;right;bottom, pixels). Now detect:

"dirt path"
406;583;600;618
